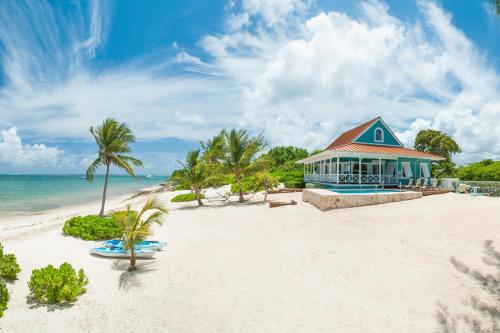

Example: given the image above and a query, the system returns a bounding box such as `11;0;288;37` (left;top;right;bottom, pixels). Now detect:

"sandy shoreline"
0;190;499;332
0;185;164;241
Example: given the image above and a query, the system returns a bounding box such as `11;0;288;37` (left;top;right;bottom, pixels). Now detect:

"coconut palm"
221;129;270;203
87;118;143;217
250;171;278;203
173;149;207;206
116;197;168;270
200;131;225;177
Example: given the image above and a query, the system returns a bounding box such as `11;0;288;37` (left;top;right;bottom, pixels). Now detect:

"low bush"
284;181;305;189
0;281;8;318
62;211;137;240
171;193;205;202
0;244;21;281
28;263;88;304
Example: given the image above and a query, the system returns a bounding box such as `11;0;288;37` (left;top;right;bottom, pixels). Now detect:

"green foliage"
414;129;461;178
0;244;21;281
173;149;208;206
28;263;88;304
115;198;167;270
271;169;304;184
263;146;308;168
0;281;8;318
171;193;206;202
0;255;21;281
62;212;136;240
457;160;500;181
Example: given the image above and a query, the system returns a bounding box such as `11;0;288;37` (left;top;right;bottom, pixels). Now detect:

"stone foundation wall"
302;189;422;211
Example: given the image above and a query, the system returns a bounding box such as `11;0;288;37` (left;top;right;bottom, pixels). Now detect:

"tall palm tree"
87;118;143;217
200;131;225;177
173;149;207;206
115;197;168;270
221;129;270;203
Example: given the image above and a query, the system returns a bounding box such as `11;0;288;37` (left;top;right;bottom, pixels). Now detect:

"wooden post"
378;157;382;185
358;157;362;185
336;156;340;184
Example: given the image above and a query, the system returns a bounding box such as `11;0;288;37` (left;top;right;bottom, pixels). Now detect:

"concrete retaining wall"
302;189;422;211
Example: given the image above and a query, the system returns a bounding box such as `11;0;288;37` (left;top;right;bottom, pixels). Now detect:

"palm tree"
87;118;143;217
173;149;207;206
116;197;168;270
221;129;270;203
200;131;225;177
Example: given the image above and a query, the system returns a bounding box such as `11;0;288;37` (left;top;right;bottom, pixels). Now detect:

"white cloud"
0;127;60;165
0;0;498;169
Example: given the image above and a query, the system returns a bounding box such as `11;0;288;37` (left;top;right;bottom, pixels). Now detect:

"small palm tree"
116;197;168;270
253;172;278;203
200;131;225;177
221;129;270;203
87;118;143;217
173;149;207;206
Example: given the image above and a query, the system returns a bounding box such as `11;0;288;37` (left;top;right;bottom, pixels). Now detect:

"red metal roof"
327;143;445;160
325;117;380;149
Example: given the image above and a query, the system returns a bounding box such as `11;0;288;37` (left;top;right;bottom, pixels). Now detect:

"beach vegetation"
115;197;167;271
262;146;308;171
28;263;88;304
86;118;143;217
0;244;21;281
171;193;206;202
0;281;8;318
200;131;225;179
414;129;461;177
457;159;500;181
221;129;271;203
62;212;136;240
247;172;279;202
173;149;208;206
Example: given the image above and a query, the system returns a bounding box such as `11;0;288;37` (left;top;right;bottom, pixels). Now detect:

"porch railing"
304;174;398;184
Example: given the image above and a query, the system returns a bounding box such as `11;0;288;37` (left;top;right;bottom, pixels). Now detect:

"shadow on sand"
437;240;500;332
26;297;75;312
175;199;267;211
111;260;157;291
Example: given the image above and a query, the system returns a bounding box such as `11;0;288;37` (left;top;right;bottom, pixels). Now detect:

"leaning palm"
173;149;207;206
87;118;143;217
200;131;225;177
116;197;168;270
221;129;270;203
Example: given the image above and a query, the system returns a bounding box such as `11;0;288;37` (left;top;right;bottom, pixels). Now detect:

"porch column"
336;156;340;184
378;157;382;185
358;157;362;184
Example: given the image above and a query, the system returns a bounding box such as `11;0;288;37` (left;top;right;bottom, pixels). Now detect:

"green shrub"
0;244;21;281
0;281;8;318
28;263;88;304
62;212;133;240
171;193;205;202
0;254;21;281
284;181;305;189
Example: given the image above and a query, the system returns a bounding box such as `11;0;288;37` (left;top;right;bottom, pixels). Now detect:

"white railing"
305;174;399;184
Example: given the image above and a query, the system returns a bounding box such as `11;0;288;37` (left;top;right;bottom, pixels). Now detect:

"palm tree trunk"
130;244;136;271
99;163;110;217
237;173;244;203
196;190;203;206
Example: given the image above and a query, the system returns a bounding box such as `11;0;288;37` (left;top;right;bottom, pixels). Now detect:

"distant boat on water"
146;174;154;179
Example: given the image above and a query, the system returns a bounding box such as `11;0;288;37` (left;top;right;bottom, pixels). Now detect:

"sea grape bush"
171;193;205;202
28;263;88;304
0;244;21;281
0;281;9;318
62;211;137;240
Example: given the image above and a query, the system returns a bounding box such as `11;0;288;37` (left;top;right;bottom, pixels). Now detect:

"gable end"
353;118;403;147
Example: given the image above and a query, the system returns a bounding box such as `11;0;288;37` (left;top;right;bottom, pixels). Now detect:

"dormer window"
374;128;384;142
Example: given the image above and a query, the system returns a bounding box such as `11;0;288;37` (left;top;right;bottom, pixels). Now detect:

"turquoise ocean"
0;175;164;216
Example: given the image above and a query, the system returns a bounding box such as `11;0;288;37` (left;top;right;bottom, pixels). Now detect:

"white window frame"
420;162;430;178
374;127;384;143
402;162;413;178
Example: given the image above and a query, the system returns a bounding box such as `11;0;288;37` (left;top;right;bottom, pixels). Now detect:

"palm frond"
86;157;102;181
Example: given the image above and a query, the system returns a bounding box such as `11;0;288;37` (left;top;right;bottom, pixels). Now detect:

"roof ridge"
325;116;381;150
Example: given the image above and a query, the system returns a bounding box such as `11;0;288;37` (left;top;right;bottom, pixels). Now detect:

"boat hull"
103;240;167;251
90;247;156;258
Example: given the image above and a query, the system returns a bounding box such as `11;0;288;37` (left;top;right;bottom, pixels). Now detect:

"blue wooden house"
296;117;444;186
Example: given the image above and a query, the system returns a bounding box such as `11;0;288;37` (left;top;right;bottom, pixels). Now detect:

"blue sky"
0;0;499;175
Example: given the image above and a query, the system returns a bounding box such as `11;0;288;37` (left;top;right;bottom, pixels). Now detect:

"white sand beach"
0;190;499;332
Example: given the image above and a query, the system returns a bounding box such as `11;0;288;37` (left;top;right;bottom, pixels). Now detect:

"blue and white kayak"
103;239;167;251
90;247;156;258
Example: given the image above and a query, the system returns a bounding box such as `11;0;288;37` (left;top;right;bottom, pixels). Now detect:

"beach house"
297;117;445;187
